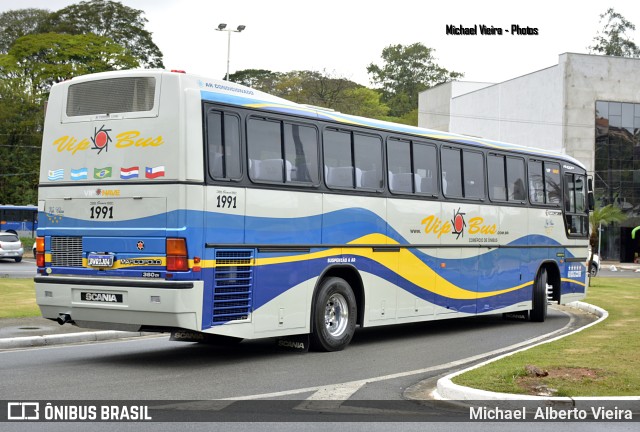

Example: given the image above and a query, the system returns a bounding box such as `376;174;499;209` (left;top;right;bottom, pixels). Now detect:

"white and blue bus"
35;70;592;351
0;204;38;237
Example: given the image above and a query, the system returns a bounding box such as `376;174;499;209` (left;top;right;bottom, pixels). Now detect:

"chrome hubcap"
324;293;348;338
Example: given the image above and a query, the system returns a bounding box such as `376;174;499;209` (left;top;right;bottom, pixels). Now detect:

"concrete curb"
0;330;158;350
434;301;638;402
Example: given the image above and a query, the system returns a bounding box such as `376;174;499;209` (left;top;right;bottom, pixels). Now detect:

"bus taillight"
35;237;45;267
166;238;188;271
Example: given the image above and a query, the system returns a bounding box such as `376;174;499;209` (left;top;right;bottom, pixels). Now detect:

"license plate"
88;253;115;268
81;292;123;303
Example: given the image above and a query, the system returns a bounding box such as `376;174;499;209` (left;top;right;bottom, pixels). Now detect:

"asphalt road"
1;306;596;402
0;257;36;278
1;306;627;431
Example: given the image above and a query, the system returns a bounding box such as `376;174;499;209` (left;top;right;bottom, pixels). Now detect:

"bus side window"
414;142;437;195
324;129;355;188
507;157;526;201
488;154;507;201
544;162;561;204
207;110;241;180
528;160;544;204
284;123;319;184
354;133;383;190
441;148;462;198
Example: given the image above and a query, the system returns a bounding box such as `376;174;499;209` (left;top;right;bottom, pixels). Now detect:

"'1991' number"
217;195;237;208
90;206;114;219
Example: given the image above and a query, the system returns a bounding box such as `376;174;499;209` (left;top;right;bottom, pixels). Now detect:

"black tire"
530;268;548;322
310;277;357;352
589;263;598;278
14;257;22;263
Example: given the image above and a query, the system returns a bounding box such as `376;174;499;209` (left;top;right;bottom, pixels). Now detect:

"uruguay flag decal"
145;166;165;179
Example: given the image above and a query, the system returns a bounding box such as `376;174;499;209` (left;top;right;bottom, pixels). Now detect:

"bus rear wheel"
530;268;548;322
310;277;357;352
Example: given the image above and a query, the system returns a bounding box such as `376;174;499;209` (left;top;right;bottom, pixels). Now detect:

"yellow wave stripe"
561;278;586;287
204;233;530;300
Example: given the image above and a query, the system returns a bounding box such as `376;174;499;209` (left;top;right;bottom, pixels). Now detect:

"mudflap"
503;311;529;321
276;334;310;352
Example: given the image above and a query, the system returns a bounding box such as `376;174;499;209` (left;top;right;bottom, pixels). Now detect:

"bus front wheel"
310;277;357;352
530;268;548;322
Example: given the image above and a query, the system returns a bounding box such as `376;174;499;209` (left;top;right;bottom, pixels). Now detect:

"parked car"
0;231;24;262
589;253;600;277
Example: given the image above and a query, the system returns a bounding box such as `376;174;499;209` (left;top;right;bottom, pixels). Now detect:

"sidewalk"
0;316;157;349
601;260;640;271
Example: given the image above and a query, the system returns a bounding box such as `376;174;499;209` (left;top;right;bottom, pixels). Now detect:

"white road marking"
222;309;575;401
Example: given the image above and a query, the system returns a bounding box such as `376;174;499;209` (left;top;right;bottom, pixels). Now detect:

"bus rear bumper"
34;276;203;332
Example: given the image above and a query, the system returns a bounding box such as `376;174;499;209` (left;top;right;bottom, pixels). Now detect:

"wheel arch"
536;259;561;303
310;265;364;333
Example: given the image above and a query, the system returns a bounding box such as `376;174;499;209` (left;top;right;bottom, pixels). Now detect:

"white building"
419;53;640;260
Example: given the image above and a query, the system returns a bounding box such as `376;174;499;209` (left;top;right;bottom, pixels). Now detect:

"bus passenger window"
528;160;544;204
462;150;485;199
545;163;561;204
207;110;241;180
507;157;526;201
414;143;437;195
354;134;382;190
284;123;318;184
441;148;462;198
324;129;355;188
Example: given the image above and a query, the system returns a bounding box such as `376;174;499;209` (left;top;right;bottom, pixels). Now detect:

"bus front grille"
212;250;254;324
51;236;83;267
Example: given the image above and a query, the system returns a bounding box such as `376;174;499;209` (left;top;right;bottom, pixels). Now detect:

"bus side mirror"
587;178;595;211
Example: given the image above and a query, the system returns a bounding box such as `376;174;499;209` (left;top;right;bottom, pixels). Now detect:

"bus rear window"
66;77;156;117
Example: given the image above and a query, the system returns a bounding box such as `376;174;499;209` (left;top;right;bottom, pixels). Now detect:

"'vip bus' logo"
91;125;112;154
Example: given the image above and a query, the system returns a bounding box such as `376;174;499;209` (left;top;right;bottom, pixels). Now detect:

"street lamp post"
215;23;246;81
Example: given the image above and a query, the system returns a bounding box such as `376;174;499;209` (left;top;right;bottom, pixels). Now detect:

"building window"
595;101;640;258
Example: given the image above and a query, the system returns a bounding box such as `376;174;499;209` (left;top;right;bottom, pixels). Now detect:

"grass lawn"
452;277;640;396
0;278;39;318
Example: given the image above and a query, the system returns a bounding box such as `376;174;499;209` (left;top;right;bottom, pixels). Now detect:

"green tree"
0;79;41;205
0;8;51;54
588;8;640;57
228;69;280;91
0;33;139;99
334;87;389;119
0;32;139;205
367;43;463;117
39;0;164;68
230;68;391;119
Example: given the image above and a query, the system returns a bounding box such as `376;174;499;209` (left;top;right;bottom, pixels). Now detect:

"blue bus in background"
0;205;38;237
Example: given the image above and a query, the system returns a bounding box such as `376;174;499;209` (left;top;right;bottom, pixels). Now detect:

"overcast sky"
2;0;639;86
